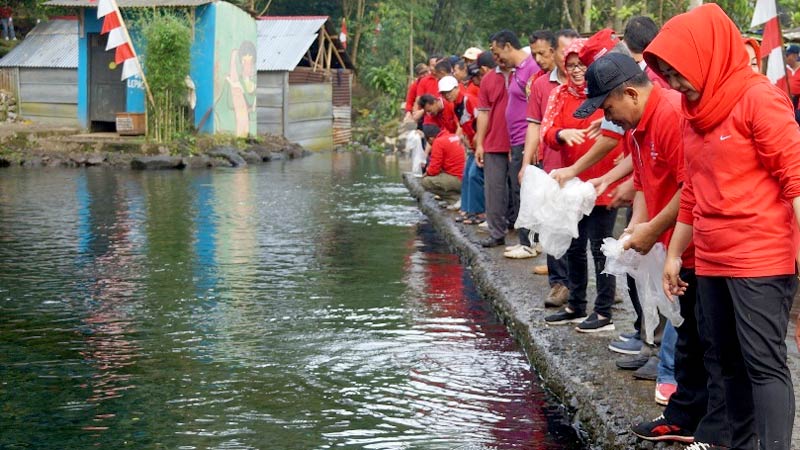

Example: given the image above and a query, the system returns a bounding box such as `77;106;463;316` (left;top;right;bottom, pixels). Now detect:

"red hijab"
743;37;763;72
541;39;587;140
644;3;761;133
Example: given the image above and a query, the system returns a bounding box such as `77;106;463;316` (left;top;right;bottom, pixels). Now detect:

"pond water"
0;152;584;449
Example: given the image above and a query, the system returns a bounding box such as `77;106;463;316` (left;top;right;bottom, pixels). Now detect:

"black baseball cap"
574;53;644;119
477;51;496;69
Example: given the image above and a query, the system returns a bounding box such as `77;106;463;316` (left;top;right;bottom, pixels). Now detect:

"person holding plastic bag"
541;39;623;333
576;53;729;447
646;5;800;449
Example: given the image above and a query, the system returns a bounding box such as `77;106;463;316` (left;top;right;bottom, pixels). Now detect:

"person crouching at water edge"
421;124;466;205
645;4;800;450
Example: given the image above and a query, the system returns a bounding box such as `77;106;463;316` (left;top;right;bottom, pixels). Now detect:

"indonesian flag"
751;0;789;91
97;0;140;81
339;18;347;49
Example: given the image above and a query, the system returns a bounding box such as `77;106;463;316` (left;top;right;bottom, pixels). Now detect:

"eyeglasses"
565;63;586;72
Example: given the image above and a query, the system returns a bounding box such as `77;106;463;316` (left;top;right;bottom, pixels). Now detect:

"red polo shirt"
416;74;439;98
526;70;564;172
477;68;510;153
427;130;466;179
422;98;458;133
628;84;695;268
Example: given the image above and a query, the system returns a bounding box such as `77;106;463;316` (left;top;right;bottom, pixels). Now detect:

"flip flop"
463;216;485;225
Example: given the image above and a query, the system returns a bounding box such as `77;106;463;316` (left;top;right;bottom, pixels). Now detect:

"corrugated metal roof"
44;0;212;7
256;17;328;72
0;20;79;68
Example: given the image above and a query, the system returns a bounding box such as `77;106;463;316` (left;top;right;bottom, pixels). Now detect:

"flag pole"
110;0;156;108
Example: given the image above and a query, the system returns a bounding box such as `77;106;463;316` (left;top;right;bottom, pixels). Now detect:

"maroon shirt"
477;68;510;153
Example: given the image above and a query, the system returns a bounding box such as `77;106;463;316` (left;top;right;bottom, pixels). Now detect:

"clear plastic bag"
601;237;683;345
515;165;597;258
407;131;426;176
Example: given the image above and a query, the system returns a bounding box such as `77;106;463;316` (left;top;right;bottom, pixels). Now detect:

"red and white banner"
97;0;140;81
751;0;788;91
339;18;347;49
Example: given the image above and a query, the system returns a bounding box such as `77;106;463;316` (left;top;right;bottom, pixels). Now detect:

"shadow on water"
0;152;585;450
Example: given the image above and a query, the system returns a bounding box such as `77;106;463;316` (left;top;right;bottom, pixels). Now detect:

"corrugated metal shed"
256;17;328;72
44;0;212;7
0;19;79;69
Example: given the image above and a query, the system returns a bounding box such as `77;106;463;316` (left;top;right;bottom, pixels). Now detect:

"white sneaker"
534;242;543;253
478;221;489;230
504;244;521;252
504;245;537;259
447;200;461;210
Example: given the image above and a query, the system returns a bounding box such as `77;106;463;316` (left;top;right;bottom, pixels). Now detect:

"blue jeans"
460;153;484;214
1;18;14;40
657;321;677;385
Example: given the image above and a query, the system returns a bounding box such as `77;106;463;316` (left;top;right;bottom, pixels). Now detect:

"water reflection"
0;153;582;450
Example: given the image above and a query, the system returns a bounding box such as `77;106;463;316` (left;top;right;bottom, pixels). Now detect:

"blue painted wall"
192;3;216;134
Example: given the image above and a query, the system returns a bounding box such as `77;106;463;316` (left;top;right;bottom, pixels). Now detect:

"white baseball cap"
438;76;459;93
463;47;483;60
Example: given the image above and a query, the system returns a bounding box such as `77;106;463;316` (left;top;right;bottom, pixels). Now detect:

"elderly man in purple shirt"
491;29;541;259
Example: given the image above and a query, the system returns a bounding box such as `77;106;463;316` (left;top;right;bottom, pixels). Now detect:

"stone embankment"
403;172;800;450
0;124;310;170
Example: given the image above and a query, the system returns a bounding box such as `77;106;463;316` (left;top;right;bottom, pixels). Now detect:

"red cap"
578;29;620;67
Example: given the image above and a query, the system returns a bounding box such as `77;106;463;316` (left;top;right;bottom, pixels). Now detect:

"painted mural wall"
213;2;257;137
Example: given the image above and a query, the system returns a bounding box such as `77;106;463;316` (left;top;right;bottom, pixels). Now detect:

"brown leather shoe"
545;283;569;307
531;264;549;275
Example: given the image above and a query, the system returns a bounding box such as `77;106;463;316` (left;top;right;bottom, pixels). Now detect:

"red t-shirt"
466;81;480;98
405;78;421;113
422;98;458;133
477;68;510;153
416;74;439;98
427;130;466;179
678;80;800;277
453;90;478;148
526;71;564;172
628;84;695;267
542;91;623;207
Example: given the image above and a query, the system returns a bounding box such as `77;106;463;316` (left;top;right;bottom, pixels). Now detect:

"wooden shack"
256;16;354;151
0;18;79;126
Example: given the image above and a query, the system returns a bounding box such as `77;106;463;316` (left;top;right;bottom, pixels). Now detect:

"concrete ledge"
403;172;800;450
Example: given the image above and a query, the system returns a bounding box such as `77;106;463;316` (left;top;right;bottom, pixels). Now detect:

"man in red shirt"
421;124;465;203
577;53;729;447
404;63;431;123
0;4;15;41
522;29;579;305
475;50;511;248
418;93;458;134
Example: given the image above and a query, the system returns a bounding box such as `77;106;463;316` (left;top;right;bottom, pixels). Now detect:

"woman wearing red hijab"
645;4;800;450
541;39;623;333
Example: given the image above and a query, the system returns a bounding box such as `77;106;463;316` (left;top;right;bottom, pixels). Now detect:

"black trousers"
624;208;643;337
508;144;530;247
663;270;730;446
697;275;796;450
566;205;616;317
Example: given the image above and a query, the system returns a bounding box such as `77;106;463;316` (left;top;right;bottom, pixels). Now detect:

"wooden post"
323;29;347;70
409;10;413;82
326;31;333;72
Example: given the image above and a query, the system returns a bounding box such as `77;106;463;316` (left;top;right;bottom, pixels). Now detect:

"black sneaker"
684;443;728;450
478;236;505;248
615;354;650;370
631;414;695;443
633;355;660;380
575;312;615;333
544;307;586;325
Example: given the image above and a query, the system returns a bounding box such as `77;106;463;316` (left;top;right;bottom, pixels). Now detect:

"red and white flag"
339;18;347;49
751;0;788;90
97;0;140;81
